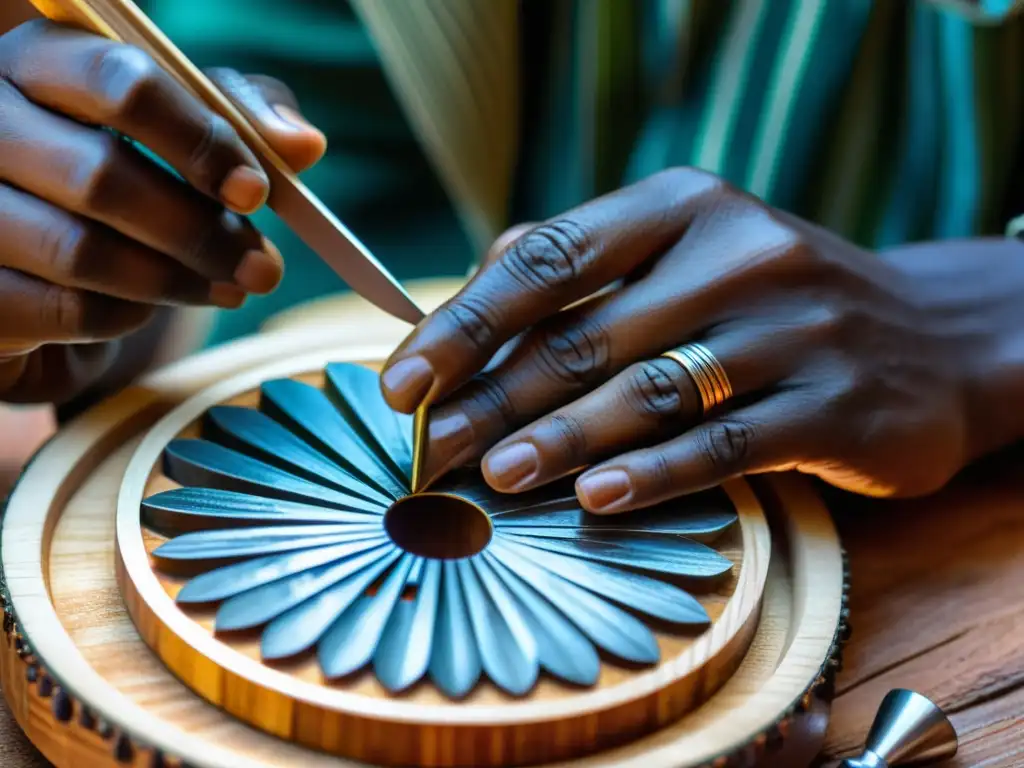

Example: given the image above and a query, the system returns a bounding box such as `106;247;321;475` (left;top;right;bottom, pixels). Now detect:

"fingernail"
234;239;283;294
209;282;247;309
484;442;539;492
420;409;475;487
219;166;270;214
380;356;435;412
274;105;324;138
577;469;633;513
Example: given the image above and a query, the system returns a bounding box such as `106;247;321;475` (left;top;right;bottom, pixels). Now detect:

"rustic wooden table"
1;404;1022;767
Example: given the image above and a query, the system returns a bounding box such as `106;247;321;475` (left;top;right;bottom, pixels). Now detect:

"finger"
0;268;155;345
1;22;270;215
413;279;757;488
207;69;327;173
574;393;821;514
0;343;120;405
0;84;281;294
479;327;796;492
0;184;243;308
380;168;723;412
480;223;537;271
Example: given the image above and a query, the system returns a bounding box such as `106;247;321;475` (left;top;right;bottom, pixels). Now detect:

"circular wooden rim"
0;323;846;768
114;350;770;728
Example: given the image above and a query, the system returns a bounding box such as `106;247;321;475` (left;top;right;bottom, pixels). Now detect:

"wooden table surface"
1;405;1022;767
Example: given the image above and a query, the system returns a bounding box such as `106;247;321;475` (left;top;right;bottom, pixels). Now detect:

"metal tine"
319;554;416;679
203;405;393;505
500;530;732;579
483;552;600;686
458;558;539;696
216;542;396;632
325;363;414;481
260;548;403;659
142;487;384;536
154;524;383;561
375;559;441;693
495;537;710;626
163;439;388;513
176;537;389;604
429;561;482;698
260;379;408;498
489;540;659;664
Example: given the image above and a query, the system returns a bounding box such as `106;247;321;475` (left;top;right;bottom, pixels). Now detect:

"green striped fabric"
141;0;1024;344
516;0;1024;248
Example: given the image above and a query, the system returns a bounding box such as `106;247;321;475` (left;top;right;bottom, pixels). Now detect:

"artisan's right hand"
0;20;325;403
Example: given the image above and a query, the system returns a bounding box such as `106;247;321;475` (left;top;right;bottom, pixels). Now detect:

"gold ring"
661;343;733;414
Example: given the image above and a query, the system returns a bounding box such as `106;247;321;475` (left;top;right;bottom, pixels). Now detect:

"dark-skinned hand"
0;20;325;404
380;167;1024;511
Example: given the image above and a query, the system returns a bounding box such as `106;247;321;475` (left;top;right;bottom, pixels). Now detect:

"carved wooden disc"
0;329;848;768
116;356;769;767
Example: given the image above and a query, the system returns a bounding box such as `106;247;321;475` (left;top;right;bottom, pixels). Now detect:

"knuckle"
187;113;232;186
0;20;48;67
500;219;593;292
65;133;125;212
697;420;757;473
623;360;687;420
465;373;518;432
438;295;502;353
40;285;83;338
36;219;96;278
648;450;680;496
547;412;588;461
534;318;610;386
805;300;848;343
654;165;729;202
85;44;162;121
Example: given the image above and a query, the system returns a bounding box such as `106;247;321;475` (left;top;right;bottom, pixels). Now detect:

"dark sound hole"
384;493;493;560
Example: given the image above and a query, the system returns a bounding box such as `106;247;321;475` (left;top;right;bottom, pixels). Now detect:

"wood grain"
823;452;1024;767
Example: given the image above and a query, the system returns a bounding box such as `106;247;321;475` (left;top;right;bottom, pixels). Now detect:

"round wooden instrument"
0;283;849;768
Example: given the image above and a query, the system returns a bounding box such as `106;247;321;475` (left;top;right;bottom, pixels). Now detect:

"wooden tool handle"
27;0;299;186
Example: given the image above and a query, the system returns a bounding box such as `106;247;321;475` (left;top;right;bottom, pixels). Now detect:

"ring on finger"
660;342;733;414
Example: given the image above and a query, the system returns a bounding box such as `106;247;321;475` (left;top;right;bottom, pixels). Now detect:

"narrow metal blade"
269;175;425;326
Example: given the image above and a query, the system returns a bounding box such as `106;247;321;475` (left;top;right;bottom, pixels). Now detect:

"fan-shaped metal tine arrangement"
144;362;741;698
261;379;408;499
163;439;388;513
325;362;414;481
203;406;394;505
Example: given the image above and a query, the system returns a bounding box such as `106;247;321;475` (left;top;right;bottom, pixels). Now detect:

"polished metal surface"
143;362;743;698
839;689;958;767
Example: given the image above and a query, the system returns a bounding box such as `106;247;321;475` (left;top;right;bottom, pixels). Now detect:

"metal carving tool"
410;405;430;493
29;0;425;327
838;689;958;768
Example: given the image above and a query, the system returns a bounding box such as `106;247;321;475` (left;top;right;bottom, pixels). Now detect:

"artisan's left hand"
380;168;1024;511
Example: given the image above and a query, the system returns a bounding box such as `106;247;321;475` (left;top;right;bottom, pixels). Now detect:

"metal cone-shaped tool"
840;689;958;767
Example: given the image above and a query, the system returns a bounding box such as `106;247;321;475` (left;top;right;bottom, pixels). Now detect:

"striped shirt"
141;0;1024;344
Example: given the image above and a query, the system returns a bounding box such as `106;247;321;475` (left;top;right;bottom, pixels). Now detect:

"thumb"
206;68;327;173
